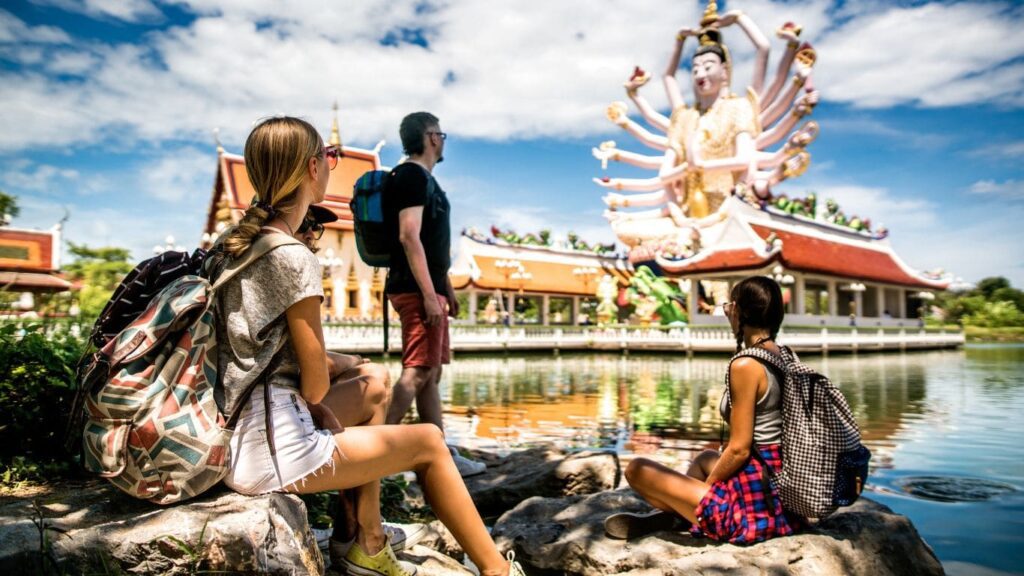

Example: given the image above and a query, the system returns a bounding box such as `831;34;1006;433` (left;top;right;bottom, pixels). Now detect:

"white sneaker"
452;452;487;477
386;522;428;553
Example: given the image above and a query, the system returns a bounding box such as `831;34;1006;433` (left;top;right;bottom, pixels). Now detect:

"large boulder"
0;482;322;575
463;448;621;518
491;489;945;576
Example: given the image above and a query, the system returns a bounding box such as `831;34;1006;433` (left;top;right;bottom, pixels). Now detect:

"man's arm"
445;275;459;318
398;205;443;326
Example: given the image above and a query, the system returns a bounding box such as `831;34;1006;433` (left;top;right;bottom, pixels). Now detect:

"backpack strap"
210;232;303;293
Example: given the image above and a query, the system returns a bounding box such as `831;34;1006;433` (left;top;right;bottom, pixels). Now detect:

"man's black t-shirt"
383;162;451;295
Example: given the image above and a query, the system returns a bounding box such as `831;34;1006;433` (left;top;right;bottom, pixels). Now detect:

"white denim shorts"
224;384;337;495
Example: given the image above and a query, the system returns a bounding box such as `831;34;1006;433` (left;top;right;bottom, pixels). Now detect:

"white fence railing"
323;324;964;354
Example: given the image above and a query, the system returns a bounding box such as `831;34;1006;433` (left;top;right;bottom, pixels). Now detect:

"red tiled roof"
0;271;72;291
660;248;774;274
750;224;946;289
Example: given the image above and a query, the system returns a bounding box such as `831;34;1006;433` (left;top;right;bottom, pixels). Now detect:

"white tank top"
719;364;783;445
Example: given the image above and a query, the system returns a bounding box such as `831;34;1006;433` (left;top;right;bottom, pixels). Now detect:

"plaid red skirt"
692;444;803;544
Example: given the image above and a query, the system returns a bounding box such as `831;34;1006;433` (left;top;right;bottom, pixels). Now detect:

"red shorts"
388;292;451;369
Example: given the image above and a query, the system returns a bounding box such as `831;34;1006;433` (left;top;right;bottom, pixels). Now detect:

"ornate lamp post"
153;235;186;255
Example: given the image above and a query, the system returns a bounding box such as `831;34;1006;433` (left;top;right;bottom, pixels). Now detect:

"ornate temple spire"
329;100;342;147
213;127;224;154
701;0;720;27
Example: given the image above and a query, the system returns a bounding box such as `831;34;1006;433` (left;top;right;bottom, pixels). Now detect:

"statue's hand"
676;26;698;41
793;90;819;118
603;193;627;208
717;10;743;27
606;101;629;126
594;176;621;190
624;66;650;93
776;23;801;45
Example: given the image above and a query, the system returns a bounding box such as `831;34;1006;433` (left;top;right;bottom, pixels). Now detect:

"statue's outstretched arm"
754;121;819;169
664;27;697;112
606;102;669;150
628;89;671;132
606;206;670;222
596;150;687;191
757;89;818;148
624;67;670;131
603;190;669;209
719;10;770;94
759;26;801;107
593;145;664;169
760;68;810;127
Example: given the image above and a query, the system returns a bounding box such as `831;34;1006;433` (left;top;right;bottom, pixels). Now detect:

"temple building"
448;228;632;325
0;224;72;315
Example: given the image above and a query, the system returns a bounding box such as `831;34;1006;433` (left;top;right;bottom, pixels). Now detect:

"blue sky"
1;0;1023;286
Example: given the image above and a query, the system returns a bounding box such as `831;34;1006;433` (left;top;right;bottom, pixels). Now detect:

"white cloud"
814;2;1024;108
0;9;70;43
1;1;1021;154
29;0;162;23
0;161;79;194
968;140;1024;161
824;116;949;149
968;179;1024;200
140;147;215;202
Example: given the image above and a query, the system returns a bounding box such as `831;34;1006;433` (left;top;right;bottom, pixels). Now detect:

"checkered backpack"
726;345;871;519
80;234;301;504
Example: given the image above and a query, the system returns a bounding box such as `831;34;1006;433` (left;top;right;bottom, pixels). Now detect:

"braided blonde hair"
223;117;323;257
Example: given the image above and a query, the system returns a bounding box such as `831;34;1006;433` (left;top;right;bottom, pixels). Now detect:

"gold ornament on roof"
329;100;342;147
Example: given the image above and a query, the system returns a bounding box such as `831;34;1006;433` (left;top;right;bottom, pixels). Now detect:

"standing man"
384;112;486;477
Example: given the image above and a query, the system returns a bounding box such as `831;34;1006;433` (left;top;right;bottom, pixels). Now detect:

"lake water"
425;345;1024;575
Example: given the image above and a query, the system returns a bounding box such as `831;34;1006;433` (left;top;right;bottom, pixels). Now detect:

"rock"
491;489;945;576
463;448;621;518
417;520;464;562
0;482;322;575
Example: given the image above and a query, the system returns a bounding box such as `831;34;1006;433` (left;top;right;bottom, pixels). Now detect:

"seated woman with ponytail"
211;116;524;576
605;276;803;544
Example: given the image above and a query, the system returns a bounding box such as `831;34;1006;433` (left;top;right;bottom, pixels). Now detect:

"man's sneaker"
507;551;527;575
603;510;682;540
386;522;428;553
342;536;418;576
452;452;487;477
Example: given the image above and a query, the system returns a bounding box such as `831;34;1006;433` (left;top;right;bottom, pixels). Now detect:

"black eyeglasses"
298;218;325;240
426;131;447;141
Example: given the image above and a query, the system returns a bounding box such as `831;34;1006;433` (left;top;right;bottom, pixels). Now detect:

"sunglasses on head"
298;217;325;240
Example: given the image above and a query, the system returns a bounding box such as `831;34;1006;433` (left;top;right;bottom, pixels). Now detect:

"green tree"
63;243;135;318
976;277;1011;300
0;190;19;225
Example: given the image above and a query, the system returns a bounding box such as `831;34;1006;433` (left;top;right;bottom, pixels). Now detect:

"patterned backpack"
726;345;871;518
80;234;301;504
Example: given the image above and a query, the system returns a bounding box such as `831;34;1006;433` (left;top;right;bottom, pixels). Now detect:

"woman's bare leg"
319;366;391;548
286;424;509;576
624;458;712;525
686;449;721;482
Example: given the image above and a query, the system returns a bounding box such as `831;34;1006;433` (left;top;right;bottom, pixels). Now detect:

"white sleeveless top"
720;364;783;445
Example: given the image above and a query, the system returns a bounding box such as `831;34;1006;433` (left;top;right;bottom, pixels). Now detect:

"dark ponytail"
730;276;785;350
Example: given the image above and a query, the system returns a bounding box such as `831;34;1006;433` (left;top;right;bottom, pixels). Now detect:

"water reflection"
439;352;934;466
421;346;1024;575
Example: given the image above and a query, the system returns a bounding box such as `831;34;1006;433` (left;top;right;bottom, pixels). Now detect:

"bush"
0;323;87;483
964;301;1024;328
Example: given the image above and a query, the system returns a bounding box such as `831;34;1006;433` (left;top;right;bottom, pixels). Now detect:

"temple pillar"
542;294;551;326
827;280;838;317
468;290;478;324
688;278;699;318
507;293;516;326
898;288;907;319
572;296;581;326
876;286;885;318
794;275;806;315
854;290;864;318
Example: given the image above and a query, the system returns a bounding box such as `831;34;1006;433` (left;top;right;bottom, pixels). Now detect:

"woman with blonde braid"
213;117;524;576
